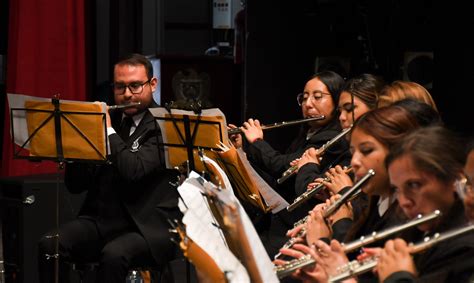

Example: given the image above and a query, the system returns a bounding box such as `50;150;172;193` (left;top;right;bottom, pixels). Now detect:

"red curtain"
1;0;87;177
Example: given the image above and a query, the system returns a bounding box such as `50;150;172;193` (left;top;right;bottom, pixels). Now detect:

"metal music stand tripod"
9;95;108;283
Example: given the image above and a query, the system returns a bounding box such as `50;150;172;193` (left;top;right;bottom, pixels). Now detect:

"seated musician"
231;71;352;257
276;103;442;282
295;73;386;197
376;126;474;283
280;126;474;283
37;53;181;282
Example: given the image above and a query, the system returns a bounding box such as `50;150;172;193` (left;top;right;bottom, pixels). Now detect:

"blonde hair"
378;80;438;111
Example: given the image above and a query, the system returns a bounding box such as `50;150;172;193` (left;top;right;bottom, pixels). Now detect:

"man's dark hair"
115;53;153;79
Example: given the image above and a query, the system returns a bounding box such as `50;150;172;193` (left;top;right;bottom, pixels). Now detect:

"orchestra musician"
231;71;351;258
376;126;474;283
294;74;386;202
276;102;442;282
37;53;181;282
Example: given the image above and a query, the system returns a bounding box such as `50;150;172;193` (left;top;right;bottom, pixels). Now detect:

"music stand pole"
183;115;195;171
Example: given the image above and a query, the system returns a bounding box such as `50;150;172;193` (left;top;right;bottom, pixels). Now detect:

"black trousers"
38;217;155;283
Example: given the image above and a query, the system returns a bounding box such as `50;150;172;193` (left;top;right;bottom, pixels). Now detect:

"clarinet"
287;166;353;212
274;210;442;279
329;224;474;282
277;126;352;184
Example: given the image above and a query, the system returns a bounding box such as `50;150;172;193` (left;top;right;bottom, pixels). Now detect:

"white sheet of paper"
179;170;279;283
178;173;251;282
215;185;280;283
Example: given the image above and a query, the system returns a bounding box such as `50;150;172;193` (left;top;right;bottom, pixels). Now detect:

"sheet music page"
178;173;250;283
149;107;229;170
7;93;51;148
216;186;280;283
236;148;289;213
7;93;107;156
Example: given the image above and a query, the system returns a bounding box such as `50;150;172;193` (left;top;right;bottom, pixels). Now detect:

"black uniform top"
65;103;181;265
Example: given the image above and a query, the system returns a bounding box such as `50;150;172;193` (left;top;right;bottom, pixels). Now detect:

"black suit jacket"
65;104;180;265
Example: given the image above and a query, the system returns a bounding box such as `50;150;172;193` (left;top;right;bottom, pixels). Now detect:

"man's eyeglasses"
297;91;331;106
113;80;151;95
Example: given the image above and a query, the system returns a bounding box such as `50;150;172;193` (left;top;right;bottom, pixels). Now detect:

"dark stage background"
0;0;472;282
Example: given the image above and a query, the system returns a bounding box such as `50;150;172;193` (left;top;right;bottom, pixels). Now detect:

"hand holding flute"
376;239;417;282
234;118;264;144
278;125;353;184
287;165;353;211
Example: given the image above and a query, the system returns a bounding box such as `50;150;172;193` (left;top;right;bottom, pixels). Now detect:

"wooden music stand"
8;94;109;283
149;105;227;172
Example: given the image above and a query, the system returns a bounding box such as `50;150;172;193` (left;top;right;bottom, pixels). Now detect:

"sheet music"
236;148;289;213
8;93;51;148
213;180;280;283
149;107;229;170
7;93;107;152
179;172;280;282
178;172;250;283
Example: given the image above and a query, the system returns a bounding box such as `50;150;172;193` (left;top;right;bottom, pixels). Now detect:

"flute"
276;169;370;259
323;169;375;218
287;166;353;212
286;169;368;233
277;126;353;184
228;115;325;135
107;102;141;110
274;210;443;279
329;223;474;282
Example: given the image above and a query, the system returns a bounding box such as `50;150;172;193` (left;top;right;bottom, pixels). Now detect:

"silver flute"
323;169;375;218
273;227;307;259
277;169;372;257
277;126;353;184
228;115;325;135
287;166;353;212
107;102;141;110
329;223;474;282
274;210;442;279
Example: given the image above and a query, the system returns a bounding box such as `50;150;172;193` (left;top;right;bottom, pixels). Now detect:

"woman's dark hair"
288;71;345;152
391;98;442;127
341;73;385;110
386;126;465;185
311;71;345;104
350;104;422;149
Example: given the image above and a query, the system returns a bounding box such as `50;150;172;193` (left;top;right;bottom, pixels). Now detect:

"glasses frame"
297;91;332;106
113;79;151;95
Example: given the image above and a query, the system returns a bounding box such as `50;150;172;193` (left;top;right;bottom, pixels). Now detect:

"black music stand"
9;96;108;283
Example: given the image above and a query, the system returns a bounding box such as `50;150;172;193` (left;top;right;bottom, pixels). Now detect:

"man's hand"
241;118;264;143
228;124;243;148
